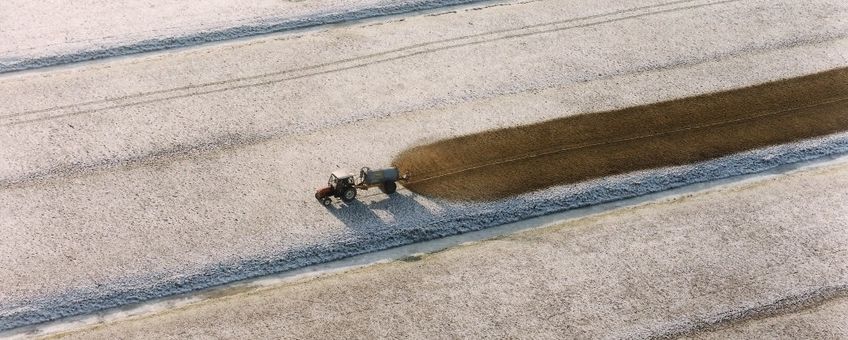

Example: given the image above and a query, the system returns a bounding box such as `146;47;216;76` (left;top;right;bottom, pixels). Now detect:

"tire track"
644;283;848;339
4;35;841;191
0;0;733;127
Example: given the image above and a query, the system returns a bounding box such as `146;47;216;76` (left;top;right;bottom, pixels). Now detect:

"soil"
394;67;848;201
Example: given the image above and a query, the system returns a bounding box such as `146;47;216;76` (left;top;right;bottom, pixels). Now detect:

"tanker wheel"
321;197;333;206
381;181;397;194
341;187;357;202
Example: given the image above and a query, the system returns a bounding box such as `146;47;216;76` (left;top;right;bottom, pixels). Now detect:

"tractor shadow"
324;190;433;230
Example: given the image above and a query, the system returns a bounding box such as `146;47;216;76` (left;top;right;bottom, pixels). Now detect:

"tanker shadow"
324;190;432;231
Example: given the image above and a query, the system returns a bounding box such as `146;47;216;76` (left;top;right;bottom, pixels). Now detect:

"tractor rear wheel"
381;181;397;194
341;187;357;202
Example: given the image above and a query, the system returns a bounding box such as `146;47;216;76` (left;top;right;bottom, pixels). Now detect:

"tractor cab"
328;170;355;189
316;170;358;206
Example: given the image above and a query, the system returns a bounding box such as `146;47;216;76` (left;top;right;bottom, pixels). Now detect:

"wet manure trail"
393;67;848;201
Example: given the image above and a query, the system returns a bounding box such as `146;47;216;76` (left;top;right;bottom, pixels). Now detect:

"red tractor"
315;167;404;206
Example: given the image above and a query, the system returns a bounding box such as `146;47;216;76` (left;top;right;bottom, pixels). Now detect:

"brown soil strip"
393;67;848;201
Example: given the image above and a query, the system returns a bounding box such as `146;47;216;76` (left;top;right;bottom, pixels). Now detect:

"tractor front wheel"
341;187;357;202
381;181;397;194
321;197;333;206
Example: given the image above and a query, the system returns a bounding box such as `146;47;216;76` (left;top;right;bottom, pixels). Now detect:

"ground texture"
47;160;848;339
396;68;848;200
0;0;490;72
1;0;847;334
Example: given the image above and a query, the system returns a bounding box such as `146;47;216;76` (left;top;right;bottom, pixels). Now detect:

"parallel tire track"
1;0;733;127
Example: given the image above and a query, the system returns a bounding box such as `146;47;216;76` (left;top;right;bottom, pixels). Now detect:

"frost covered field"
0;0;487;72
1;0;848;336
46;159;848;338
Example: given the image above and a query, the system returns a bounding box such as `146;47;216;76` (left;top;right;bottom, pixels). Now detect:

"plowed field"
395;68;848;201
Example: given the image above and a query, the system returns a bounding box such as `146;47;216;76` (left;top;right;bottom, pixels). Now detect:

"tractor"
315;167;405;206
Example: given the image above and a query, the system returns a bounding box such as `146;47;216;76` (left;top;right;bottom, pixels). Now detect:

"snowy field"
40;159;848;338
0;0;488;72
1;0;847;333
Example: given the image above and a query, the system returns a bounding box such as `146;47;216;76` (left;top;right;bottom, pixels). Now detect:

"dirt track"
395;68;848;201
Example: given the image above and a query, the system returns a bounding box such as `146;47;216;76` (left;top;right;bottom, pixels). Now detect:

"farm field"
0;0;489;72
43;159;848;339
1;0;847;336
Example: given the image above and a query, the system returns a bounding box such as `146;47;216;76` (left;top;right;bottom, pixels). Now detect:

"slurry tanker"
315;167;406;205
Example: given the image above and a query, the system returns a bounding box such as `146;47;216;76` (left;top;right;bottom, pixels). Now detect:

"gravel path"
44;161;848;339
1;0;847;330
